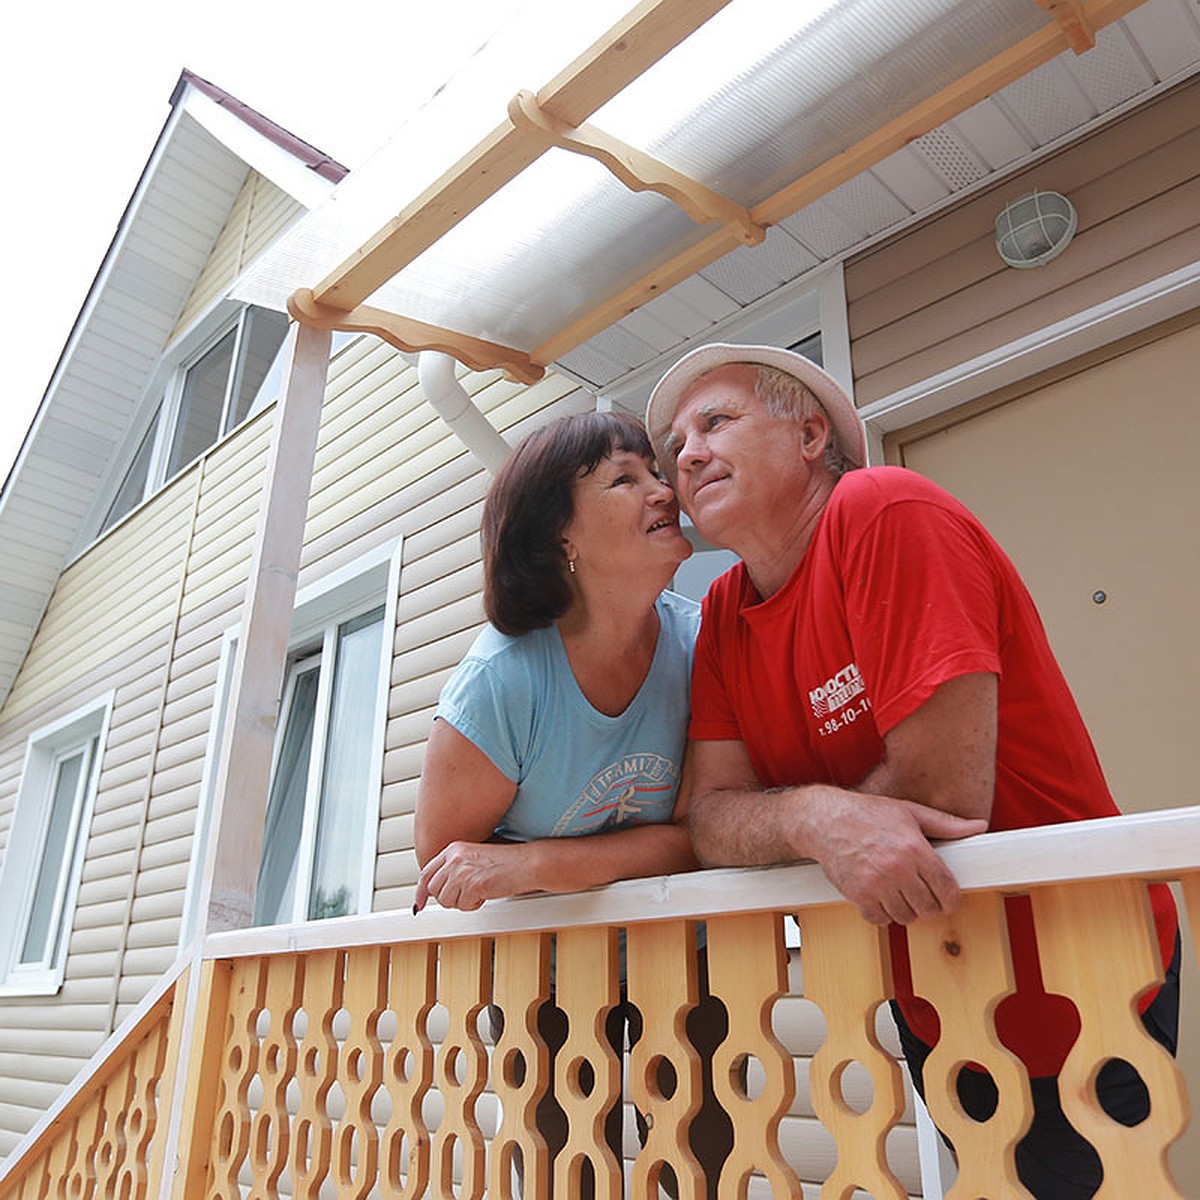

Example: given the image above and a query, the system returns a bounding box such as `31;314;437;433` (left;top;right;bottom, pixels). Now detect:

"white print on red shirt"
809;661;867;718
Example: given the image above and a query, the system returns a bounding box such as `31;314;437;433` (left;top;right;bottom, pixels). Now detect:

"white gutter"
417;351;512;473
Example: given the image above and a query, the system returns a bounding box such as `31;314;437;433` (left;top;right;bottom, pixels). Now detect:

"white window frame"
0;694;114;995
97;305;293;538
179;539;400;946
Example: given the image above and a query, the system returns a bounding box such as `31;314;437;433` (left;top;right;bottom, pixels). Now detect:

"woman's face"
561;449;692;581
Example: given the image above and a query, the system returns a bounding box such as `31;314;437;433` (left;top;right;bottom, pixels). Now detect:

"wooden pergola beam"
1037;0;1097;53
299;0;1143;378
309;0;734;312
530;0;1144;367
288;289;544;384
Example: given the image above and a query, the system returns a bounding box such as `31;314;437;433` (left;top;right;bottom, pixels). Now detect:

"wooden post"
197;321;333;932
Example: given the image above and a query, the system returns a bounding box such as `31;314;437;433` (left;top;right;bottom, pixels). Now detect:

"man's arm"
687;673;994;924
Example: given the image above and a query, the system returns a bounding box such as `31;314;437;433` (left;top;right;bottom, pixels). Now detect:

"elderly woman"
414;409;727;1198
414;409;699;906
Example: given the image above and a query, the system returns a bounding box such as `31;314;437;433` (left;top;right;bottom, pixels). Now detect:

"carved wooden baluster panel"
1032;879;1189;1199
44;1102;76;1200
800;905;908;1200
13;1152;48;1200
248;955;303;1200
208;955;267;1199
705;912;799;1200
626;919;705;1200
488;931;552;1200
1184;871;1200;980
554;925;622;1200
334;945;389;1200
64;1091;103;1200
112;1021;171;1200
290;949;344;1198
380;941;437;1199
93;1069;133;1200
433;937;491;1200
906;892;1033;1199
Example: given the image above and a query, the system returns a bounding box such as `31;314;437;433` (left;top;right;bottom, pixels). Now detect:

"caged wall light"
994;189;1078;268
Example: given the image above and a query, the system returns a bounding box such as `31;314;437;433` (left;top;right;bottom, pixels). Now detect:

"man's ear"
799;411;831;461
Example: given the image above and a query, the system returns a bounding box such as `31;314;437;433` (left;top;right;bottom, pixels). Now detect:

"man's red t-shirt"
689;467;1176;1076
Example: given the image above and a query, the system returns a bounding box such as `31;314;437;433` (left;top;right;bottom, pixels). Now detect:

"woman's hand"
413;840;528;912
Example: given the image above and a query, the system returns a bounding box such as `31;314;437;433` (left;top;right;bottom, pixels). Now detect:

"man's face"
664;363;814;549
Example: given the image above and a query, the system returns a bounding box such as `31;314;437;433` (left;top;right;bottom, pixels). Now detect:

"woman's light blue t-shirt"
435;591;700;842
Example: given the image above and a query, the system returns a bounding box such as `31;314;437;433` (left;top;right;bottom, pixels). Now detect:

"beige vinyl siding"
0;479;196;721
846;74;1200;405
169;171;301;339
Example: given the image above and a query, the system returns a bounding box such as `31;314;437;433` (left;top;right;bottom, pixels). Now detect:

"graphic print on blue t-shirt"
435;590;700;845
551;752;678;835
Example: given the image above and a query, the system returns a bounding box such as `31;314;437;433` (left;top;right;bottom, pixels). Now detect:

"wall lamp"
995;189;1078;269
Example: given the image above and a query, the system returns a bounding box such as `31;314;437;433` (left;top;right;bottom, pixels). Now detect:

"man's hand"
813;789;987;925
413;840;527;912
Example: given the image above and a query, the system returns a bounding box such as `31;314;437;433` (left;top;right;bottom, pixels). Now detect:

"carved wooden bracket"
287;288;545;385
508;89;766;246
1037;0;1096;53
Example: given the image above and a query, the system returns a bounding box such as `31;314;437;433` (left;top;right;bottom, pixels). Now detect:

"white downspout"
416;351;512;473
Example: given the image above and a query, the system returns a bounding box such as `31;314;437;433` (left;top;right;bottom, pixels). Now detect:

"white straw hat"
645;342;867;475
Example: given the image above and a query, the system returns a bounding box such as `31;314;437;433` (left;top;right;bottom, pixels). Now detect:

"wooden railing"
1;808;1197;1199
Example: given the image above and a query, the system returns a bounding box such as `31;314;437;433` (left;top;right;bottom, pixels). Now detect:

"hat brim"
645;342;866;475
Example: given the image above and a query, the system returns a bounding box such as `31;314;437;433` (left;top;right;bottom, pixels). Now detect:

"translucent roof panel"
235;0;1056;353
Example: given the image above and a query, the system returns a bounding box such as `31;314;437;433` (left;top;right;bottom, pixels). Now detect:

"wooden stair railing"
1;808;1196;1199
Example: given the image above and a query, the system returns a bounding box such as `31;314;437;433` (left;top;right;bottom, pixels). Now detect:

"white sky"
0;0;538;486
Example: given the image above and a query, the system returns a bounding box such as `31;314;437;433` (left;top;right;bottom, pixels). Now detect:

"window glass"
166;327;236;478
254;662;321;926
254;605;386;926
101;408;160;532
228;308;290;428
308;607;386;920
20;744;91;966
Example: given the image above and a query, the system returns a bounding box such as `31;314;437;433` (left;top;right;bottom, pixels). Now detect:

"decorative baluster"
433;937;491;1200
488;931;552;1200
554;925;622;1200
334;946;389;1199
801;905;908;1200
290;949;344;1198
249;955;303;1200
112;1023;170;1200
92;1077;127;1200
626;919;705;1200
381;942;437;1199
16;1153;50;1200
706;911;799;1199
45;1107;75;1200
1032;879;1189;1198
64;1092;103;1200
906;892;1033;1199
1183;871;1200;975
208;955;267;1199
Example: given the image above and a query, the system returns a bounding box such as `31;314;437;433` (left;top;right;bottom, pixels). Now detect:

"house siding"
169;170;302;340
845;74;1200;405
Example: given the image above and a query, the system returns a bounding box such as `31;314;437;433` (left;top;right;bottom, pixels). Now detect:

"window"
0;697;112;994
255;606;388;925
101;305;290;533
181;542;399;943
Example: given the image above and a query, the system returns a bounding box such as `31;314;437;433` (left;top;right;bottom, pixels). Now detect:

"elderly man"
646;343;1178;1200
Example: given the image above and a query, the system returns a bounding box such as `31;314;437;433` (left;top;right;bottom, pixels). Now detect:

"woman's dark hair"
483;409;654;635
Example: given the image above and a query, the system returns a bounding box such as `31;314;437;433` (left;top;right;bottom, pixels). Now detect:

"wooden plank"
200;324;332;933
310;0;734;311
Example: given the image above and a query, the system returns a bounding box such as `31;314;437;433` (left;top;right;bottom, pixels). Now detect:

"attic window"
100;305;290;534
